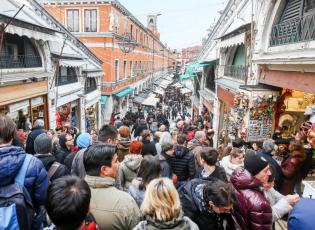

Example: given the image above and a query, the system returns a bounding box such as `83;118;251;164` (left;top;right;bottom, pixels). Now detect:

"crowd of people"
0;108;315;230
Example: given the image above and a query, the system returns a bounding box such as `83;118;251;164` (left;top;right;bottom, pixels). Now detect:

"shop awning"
216;78;241;92
173;82;183;88
142;97;160;107
218;32;245;48
180;88;192;95
153;89;165;95
0;71;52;83
60;59;86;67
100;95;108;105
115;87;134;97
179;73;196;81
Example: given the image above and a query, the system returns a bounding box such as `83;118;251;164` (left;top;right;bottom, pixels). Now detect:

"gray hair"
34;119;44;127
159;132;173;148
194;131;206;140
263;139;275;153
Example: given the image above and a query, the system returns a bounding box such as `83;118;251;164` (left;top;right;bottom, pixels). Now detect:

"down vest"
230;167;272;230
0;145;49;228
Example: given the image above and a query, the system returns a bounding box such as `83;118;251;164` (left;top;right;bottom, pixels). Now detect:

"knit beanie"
244;154;268;176
34;133;52;154
77;133;91;148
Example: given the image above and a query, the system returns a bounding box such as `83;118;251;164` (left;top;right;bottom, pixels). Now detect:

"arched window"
85;78;97;94
232;45;245;66
0;33;42;69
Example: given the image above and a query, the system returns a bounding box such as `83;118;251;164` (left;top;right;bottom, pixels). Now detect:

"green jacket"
85;175;141;230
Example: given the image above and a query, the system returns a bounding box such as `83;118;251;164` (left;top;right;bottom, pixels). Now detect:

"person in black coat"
34;133;69;181
141;130;157;156
25;119;46;154
55;133;74;164
195;147;228;183
168;134;195;187
159;143;173;179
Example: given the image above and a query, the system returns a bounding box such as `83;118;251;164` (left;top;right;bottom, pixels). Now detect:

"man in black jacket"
25;119;46;154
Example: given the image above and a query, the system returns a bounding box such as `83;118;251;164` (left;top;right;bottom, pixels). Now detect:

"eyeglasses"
66;138;73;142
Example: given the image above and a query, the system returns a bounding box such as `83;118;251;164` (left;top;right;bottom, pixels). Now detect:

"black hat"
244;154;268;176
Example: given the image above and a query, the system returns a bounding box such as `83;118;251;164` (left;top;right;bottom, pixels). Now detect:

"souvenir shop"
55;100;80;129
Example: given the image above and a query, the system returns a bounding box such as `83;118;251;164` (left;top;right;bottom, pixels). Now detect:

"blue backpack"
0;154;34;230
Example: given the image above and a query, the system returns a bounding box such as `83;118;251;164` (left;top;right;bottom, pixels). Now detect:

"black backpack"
0;154;34;230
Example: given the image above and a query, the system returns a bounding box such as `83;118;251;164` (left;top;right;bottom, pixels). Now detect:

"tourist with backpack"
34;133;69;181
0;116;49;230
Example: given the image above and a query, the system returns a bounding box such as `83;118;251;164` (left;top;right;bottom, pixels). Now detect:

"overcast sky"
118;0;227;51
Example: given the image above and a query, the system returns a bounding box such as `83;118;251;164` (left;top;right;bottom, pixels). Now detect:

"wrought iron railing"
270;12;315;46
223;65;247;81
56;75;78;86
85;85;97;94
0;55;42;69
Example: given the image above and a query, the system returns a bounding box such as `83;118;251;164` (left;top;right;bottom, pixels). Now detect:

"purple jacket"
230;167;272;230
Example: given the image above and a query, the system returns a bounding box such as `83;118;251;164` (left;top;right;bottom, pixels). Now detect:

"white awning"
173;82;183;88
180;88;192;95
218;32;245;48
142;97;160;107
5;24;56;41
153;89;165;95
60;59;86;67
86;71;103;78
85;90;101;108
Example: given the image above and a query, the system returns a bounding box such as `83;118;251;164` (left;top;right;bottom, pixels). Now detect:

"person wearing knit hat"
76;133;92;149
34;133;69;181
230;154;272;229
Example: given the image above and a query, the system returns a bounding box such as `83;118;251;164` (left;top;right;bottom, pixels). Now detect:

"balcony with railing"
223;65;247;81
0;55;42;69
270;12;315;46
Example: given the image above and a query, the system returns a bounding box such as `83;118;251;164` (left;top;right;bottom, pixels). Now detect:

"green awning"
115;87;134;97
180;73;197;81
100;95;108;105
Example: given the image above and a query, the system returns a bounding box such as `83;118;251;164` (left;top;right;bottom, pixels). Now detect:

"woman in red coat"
280;140;306;195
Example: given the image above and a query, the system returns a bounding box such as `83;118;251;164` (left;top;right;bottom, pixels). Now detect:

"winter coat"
117;138;131;162
288;198;315;230
219;155;243;180
169;145;195;182
85;175;141;230
230;167;272;230
142;139;157;156
128;178;145;207
195;166;228;182
180;179;236;230
280;154;305;195
0;146;49;228
256;150;283;190
133;212;199;230
71;148;87;179
54;147;71;164
35;153;69;181
25;126;46;155
119;154;143;190
159;152;172;179
264;188;292;222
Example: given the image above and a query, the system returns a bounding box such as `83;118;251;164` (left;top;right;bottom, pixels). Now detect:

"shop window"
0;33;42;69
67;9;79;32
85;9;97;32
115;59;119;81
56;67;78;86
85;78;97;94
232;45;245;66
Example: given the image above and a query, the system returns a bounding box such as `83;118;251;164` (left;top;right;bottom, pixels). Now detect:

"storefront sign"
9;100;29;113
31;96;43;107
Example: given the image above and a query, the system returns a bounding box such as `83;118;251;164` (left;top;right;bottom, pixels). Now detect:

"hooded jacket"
118;154;143;190
133;212;199;230
187;138;205;169
169;145;195;181
180;179;236;230
35;153;69;181
219;155;243;179
230;167;272;230
85;175;141;230
0;146;49;228
117;137;131;162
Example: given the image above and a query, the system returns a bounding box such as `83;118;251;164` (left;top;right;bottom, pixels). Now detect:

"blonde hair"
140;178;181;222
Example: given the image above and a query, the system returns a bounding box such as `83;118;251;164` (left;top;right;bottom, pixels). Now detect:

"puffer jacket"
187;138;205;169
133;212;199;230
195;166;228;182
117;138;130;162
119;154;142;190
180;179;236;230
35;153;69;181
25;126;46;155
0;145;49;228
230;167;272;230
219;155;243;179
169;145;195;181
